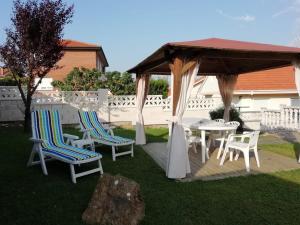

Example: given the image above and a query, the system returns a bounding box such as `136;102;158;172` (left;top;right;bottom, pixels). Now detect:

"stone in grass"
82;173;145;225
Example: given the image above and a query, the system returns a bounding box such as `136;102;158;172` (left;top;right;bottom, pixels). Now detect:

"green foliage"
149;79;169;98
209;106;244;131
53;67;169;97
52;67;103;91
0;75;17;86
104;71;136;95
0;74;28;86
52;68;136;94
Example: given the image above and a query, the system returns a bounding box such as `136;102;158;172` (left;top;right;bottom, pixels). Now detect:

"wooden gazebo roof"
128;38;300;75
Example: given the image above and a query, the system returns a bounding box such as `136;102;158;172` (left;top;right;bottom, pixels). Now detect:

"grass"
2;125;300;225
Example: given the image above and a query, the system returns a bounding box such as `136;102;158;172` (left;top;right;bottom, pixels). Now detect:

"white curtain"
166;61;200;179
293;60;300;96
135;74;150;145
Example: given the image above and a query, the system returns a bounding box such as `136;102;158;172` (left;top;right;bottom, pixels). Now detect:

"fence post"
261;107;266;128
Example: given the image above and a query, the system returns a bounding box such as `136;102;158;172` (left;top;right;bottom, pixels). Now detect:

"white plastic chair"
208;121;240;159
220;131;260;172
184;128;202;154
214;119;225;123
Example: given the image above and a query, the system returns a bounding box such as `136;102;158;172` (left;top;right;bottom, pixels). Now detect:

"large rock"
82;173;144;225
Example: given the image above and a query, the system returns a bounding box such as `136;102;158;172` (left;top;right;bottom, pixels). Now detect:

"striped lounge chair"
28;110;103;183
78;111;135;161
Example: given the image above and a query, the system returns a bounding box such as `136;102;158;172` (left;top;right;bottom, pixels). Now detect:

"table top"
183;118;237;131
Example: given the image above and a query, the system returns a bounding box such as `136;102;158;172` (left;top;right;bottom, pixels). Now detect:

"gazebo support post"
216;74;238;122
166;55;200;179
135;73;151;145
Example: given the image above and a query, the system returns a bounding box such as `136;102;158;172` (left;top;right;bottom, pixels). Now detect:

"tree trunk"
24;98;32;133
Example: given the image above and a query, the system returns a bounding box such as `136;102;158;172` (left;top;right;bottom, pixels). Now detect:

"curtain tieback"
170;116;181;124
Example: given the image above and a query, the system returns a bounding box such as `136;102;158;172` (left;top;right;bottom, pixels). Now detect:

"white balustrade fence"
2;86;299;130
261;107;300;130
0;87;219;124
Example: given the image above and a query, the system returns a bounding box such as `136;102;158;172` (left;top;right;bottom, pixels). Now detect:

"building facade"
192;66;299;111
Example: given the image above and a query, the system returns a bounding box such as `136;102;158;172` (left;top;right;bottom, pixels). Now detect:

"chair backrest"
31;110;64;145
78;111;108;137
249;131;260;148
225;121;240;128
214;119;225;123
184;128;192;138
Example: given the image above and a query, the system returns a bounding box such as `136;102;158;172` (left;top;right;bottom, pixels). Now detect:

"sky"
1;0;300;72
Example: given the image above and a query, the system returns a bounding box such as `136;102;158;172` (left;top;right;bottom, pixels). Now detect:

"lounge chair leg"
27;148;36;167
112;146;116;161
253;147;260;168
70;164;76;183
98;159;104;175
131;144;134;157
37;150;48;175
91;142;95;151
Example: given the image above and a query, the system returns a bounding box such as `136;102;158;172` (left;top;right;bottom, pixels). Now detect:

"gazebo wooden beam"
169;55;199;115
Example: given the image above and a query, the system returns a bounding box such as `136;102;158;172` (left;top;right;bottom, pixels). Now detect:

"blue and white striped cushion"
78;111;133;144
32;110;100;161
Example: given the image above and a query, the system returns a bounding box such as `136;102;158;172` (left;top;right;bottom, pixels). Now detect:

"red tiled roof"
235;66;296;90
128;38;300;75
170;38;300;53
62;39;100;48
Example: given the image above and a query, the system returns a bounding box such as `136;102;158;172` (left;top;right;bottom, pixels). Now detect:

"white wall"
191;76;220;97
191;76;298;111
0;87;217;125
34;78;53;91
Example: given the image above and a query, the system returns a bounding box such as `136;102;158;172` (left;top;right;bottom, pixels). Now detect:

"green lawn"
2;125;300;225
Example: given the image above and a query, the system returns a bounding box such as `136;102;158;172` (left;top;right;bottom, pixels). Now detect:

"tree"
52;67;103;91
53;67;169;98
149;79;169;98
104;71;136;95
0;0;73;132
53;68;137;95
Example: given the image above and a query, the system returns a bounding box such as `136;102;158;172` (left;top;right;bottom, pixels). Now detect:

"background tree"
0;0;73;131
52;67;103;91
53;68;136;94
53;68;170;97
149;79;169;98
104;71;136;95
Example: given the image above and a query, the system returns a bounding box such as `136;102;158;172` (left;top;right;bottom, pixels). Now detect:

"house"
192;66;299;111
0;67;10;77
36;39;109;90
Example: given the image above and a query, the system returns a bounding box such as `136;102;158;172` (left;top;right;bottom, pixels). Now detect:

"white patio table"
182;118;237;164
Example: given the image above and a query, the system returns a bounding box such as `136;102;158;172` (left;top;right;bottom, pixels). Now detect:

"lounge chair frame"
28;110;103;183
78;111;135;161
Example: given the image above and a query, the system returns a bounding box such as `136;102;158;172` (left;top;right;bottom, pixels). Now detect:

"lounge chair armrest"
30;137;45;143
63;133;79;140
102;124;116;130
81;128;93;132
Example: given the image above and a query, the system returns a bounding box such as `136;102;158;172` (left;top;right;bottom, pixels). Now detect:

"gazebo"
128;38;300;179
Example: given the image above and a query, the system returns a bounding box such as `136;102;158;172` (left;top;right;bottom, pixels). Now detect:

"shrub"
0;75;28;86
209;106;244;132
149;79;169;98
52;67;103;91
